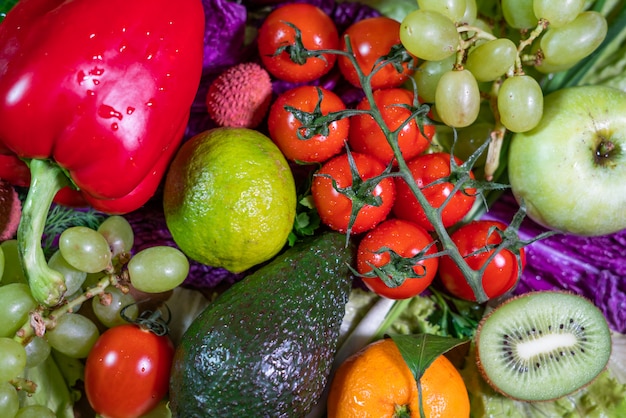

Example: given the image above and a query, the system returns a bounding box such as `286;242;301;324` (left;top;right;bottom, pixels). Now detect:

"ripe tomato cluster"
257;3;525;302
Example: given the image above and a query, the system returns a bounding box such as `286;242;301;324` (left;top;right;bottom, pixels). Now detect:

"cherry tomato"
338;17;417;90
84;324;175;418
312;152;395;234
357;218;439;299
348;88;435;165
268;86;349;163
257;3;339;83
393;152;477;231
438;220;526;301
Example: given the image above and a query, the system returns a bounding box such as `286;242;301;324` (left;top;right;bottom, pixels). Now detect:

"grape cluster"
0;215;189;416
400;0;607;135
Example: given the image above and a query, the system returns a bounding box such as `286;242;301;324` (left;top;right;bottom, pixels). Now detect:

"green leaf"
390;333;468;381
20;353;76;417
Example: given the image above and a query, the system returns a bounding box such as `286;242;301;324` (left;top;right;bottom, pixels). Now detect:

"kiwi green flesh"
476;291;612;402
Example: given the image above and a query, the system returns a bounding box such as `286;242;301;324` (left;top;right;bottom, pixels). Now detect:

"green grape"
538;11;608;70
400;9;459;61
0;283;37;338
460;0;477;24
413;54;456;103
83;272;106;289
97;215;134;258
59;226;112;273
434;69;481;128
0;240;26;285
465;38;517;82
92;286;138;328
0;338;27;382
47;250;86;296
23;336;51;369
502;0;538;29
0;381;19;418
533;0;584;28
128;246;190;293
0;246;4;280
45;313;99;359
497;75;544;133
14;405;56;418
417;0;467;23
437;122;492;172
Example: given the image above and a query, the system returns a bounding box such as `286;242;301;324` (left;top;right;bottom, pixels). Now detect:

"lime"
163;127;296;273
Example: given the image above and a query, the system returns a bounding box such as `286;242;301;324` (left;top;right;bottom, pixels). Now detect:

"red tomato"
338;17;417;90
84;324;175;418
257;3;339;83
438;220;526;301
357;218;439;299
311;152;395;234
393;152;477;231
268;86;349;163
348;88;435;165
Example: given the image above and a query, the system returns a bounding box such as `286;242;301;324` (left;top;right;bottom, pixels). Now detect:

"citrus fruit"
327;338;470;417
163;127;296;273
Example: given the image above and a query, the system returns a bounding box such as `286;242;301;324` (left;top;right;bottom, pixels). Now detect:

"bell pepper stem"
17;159;70;306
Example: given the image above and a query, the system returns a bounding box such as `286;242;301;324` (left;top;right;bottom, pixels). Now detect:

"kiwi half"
475;291;612;402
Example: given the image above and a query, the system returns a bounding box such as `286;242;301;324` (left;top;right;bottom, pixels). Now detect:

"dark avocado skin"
169;232;355;417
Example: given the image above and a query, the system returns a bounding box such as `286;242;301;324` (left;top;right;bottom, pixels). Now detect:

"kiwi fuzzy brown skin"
474;290;612;402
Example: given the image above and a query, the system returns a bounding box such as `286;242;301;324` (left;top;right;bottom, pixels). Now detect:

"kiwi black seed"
475;291;612;402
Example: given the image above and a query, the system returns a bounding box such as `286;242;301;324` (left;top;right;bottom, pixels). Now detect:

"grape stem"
17;159;70;307
9;376;38;394
516;18;550;73
455;24;497;67
13;272;125;345
456;25;498;42
485;80;507;180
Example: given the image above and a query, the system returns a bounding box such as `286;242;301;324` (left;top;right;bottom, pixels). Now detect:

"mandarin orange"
327;338;470;417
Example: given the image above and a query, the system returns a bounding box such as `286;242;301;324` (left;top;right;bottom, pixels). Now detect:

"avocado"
169;232;356;417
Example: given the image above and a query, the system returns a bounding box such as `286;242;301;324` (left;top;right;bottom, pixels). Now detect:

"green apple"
507;85;626;236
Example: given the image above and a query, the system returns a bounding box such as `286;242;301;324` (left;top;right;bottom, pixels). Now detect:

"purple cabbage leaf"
482;192;626;333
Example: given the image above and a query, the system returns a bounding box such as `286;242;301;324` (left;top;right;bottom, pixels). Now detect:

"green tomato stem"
17;159;70;306
345;37;490;303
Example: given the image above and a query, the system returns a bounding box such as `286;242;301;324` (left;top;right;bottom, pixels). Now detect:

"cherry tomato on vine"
393;152;477;231
339;17;417;90
438;220;526;301
84;324;175;418
311;152;395;234
348;88;435;165
268;86;349;163
357;218;439;299
257;3;339;83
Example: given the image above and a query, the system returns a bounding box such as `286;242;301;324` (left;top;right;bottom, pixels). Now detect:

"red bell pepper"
0;0;205;305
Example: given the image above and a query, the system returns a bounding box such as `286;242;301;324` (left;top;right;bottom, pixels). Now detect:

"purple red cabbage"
482;192;626;333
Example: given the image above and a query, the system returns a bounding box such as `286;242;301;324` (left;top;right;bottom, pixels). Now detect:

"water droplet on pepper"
76;70;86;85
98;104;123;120
89;67;105;76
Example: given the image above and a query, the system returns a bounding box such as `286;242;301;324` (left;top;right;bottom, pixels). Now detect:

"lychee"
206;62;273;129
